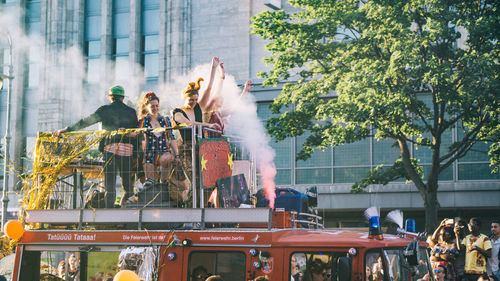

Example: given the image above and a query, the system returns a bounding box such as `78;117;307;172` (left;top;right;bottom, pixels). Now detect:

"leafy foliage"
252;0;500;230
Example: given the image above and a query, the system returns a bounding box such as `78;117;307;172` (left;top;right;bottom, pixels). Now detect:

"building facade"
0;0;498;228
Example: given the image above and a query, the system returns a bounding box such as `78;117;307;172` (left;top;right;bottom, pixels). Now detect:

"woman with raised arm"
172;57;221;204
172;56;221;143
203;61;227;137
429;218;459;281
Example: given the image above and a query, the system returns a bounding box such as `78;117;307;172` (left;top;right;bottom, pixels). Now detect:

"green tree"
252;0;499;231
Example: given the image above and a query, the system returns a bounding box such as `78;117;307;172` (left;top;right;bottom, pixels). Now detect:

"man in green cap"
55;85;138;208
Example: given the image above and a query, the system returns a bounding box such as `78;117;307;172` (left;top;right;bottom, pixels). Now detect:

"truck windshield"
289;251;349;281
18;246;158;281
384;249;411;281
188;251;246;281
365;247;431;281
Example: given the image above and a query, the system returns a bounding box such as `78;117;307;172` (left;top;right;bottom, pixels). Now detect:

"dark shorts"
144;149;170;164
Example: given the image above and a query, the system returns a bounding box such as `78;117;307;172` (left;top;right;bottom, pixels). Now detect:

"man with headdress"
55;85;138;208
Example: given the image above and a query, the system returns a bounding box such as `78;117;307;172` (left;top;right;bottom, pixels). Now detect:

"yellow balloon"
113;270;140;281
4;220;24;240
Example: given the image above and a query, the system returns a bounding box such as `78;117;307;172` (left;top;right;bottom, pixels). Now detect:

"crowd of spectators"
426;218;500;281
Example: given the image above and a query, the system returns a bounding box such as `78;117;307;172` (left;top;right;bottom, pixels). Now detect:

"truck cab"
11;209;431;281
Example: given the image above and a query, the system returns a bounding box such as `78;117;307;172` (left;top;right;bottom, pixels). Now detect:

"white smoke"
158;63;277;207
1;4;277;205
0;4;147;128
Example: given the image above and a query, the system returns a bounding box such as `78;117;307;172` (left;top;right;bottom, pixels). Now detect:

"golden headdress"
183;77;204;98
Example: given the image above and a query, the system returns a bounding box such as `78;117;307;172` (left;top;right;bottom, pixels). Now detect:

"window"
18;246;158;281
84;16;101;40
383;249;411;281
114;37;129;55
295;133;332;184
86;40;101;57
373;135;399;165
19;250;84;280
25;1;41;22
189;251;246;281
84;0;101;41
141;0;159;87
112;0;130;81
142;10;159;34
25;0;41;88
23;89;38;135
86;58;100;83
365;248;429;281
334;138;371;183
256;89;498;185
457;127;498;180
289;251;349;281
365;250;385;281
84;0;101;88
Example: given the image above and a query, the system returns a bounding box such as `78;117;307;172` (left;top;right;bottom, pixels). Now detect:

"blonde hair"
183;77;204;98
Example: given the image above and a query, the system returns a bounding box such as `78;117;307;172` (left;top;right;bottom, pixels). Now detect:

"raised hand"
219;62;225;79
242;80;254;96
212;56;220;68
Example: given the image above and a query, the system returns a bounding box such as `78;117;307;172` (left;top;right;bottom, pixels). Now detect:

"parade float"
5;126;431;281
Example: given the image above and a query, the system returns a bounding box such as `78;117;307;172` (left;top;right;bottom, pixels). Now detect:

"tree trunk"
424;188;439;233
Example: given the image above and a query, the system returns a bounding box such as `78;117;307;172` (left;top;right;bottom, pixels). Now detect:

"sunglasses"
433;269;443;273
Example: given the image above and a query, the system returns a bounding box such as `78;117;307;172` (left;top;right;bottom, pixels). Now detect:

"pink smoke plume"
259;162;277;208
220;79;278;209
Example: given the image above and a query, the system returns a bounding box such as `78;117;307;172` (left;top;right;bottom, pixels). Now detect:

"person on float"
172;57;221;201
202;61;254;138
54;85;138;208
202;61;226;138
172;56;222;142
128;92;185;203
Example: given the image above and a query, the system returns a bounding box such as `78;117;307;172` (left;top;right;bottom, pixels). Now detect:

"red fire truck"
9;128;432;280
10;208;431;281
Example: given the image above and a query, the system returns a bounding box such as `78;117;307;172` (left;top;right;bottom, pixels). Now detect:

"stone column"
100;0;113;97
160;0;192;83
129;0;141;72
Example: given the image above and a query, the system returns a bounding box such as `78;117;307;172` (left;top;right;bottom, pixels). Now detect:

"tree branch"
439;114;489;165
409;99;433;132
398;137;427;196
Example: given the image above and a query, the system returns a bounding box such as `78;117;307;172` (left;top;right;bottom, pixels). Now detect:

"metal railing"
40;125;256;211
24;208;273;230
291;211;324;229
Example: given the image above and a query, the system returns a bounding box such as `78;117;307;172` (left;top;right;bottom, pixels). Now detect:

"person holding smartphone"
429;218;460;280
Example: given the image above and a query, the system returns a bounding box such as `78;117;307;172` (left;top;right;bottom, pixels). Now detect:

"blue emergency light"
368;216;382;239
405;219;416;232
369;216;380;232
